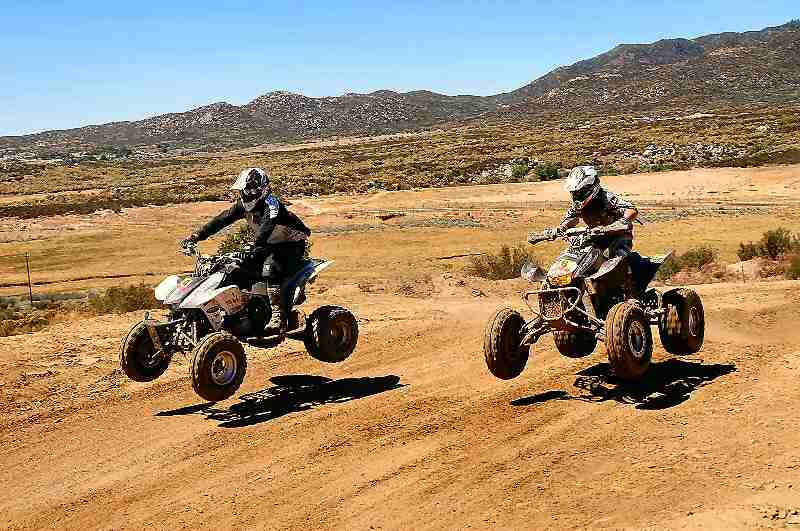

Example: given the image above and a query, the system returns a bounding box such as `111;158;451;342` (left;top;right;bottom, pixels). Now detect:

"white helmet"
564;166;600;209
231;167;270;210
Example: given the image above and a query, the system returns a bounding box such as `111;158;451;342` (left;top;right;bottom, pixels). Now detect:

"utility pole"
25;252;33;306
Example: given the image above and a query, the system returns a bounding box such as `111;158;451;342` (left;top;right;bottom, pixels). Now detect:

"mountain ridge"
2;20;798;157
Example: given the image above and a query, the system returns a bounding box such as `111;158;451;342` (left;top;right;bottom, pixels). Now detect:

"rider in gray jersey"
553;166;639;257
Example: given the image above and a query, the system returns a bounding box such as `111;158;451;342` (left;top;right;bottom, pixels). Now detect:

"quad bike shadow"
511;359;736;410
156;374;404;428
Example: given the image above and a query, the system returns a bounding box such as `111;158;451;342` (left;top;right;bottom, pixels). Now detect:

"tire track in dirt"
2;281;800;529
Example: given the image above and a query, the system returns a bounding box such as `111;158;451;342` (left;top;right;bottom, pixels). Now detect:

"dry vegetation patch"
3;103;799;219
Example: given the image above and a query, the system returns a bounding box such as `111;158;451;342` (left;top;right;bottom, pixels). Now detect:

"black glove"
180;233;199;249
544;227;564;240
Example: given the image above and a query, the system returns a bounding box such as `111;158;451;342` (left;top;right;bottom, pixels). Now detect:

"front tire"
120;322;171;382
304;306;359;363
190;332;247;402
484;308;529;380
659;288;705;355
605;301;652;380
553;331;597;358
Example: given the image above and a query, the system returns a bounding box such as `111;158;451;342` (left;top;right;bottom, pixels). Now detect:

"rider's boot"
264;286;286;336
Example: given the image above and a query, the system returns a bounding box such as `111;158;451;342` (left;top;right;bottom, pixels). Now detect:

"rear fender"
282;259;334;307
646;251;675;275
633;250;674;291
661;286;684;305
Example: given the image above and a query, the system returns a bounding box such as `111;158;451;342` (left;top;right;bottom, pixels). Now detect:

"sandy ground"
2;164;800;529
1;278;799;530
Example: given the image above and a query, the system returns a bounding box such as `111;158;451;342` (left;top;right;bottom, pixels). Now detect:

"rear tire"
304;306;359;363
659;288;705;355
553;331;597;358
190;332;247;402
605;301;652;380
484;308;529;380
120;322;171;382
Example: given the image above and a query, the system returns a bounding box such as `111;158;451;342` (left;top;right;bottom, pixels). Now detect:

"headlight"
521;262;546;282
155;275;181;301
549;272;573;287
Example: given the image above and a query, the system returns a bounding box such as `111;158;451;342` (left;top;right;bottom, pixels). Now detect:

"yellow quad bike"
484;223;704;381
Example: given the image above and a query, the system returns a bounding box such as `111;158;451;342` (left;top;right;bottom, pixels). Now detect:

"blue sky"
1;0;797;136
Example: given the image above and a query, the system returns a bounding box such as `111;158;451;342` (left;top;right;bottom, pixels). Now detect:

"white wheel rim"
628;321;647;358
210;350;238;386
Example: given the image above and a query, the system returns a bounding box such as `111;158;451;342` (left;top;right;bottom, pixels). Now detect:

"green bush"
217;224;255;254
466;244;538;280
86;284;159;315
737;227;799;261
679;246;718;270
535;162;560;181
760;227;794;259
656;246;718;280
656;257;681;280
737;241;760;261
511;161;530;181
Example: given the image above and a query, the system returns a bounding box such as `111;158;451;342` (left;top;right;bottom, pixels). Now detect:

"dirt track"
3;277;799;530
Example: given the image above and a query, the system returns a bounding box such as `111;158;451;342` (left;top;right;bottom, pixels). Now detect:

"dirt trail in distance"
2;279;799;530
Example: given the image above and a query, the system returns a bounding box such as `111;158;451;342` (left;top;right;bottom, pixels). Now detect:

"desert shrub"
0;312;52;337
738;227;799;261
599;166;620;176
759;227;794;259
511;160;530;181
656;257;681;280
86;284;158;315
656;246;718;280
737;241;760;261
217;224;255;254
535;162;560;181
216;224;312;258
679;246;718;270
466;244;538;280
786;254;800;280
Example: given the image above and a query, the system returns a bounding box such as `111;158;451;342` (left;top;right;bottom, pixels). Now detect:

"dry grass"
2;102;798;219
0;284;159;337
465;245;538;280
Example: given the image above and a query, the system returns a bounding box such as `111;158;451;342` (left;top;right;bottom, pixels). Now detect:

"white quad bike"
120;243;358;401
484;222;705;382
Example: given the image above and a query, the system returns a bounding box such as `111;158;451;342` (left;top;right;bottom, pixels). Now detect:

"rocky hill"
1;20;798;157
497;20;800;114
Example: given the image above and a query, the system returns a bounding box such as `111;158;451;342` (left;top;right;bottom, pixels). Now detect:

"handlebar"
527;220;631;246
527;227;589;245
